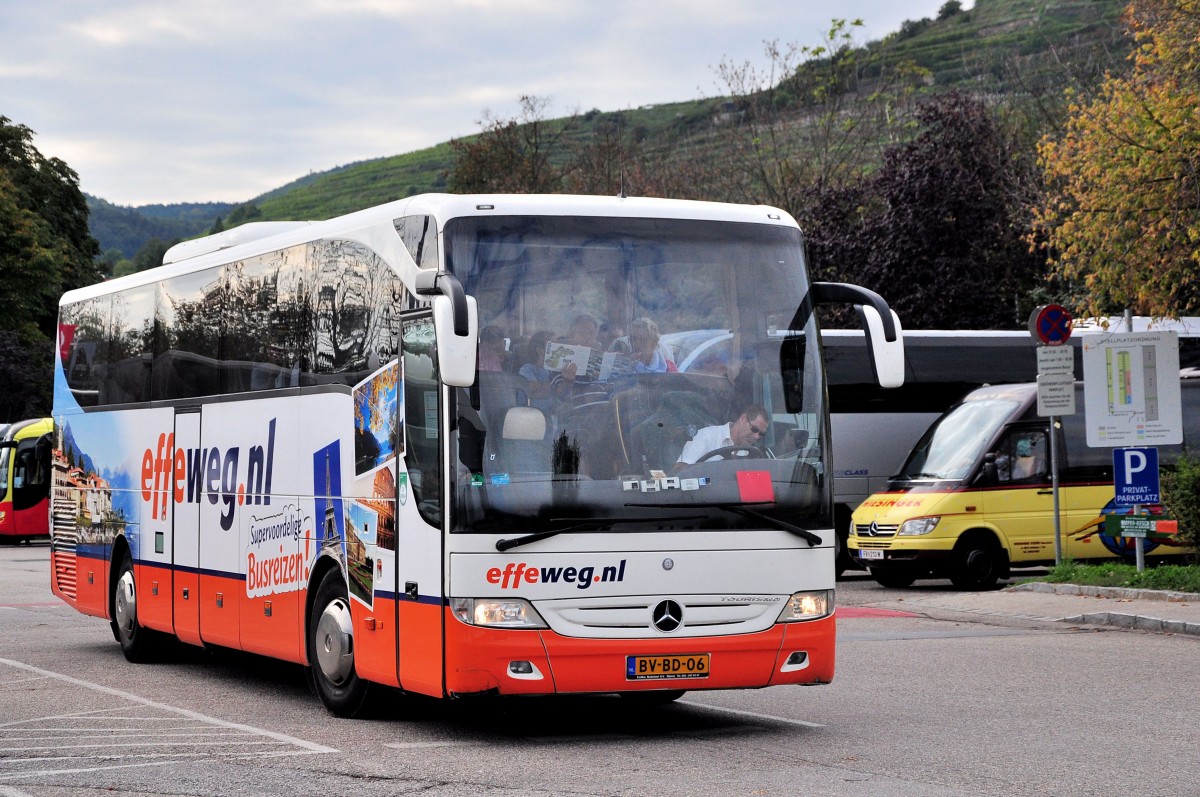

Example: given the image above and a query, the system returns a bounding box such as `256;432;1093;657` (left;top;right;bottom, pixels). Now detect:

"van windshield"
896;397;1022;481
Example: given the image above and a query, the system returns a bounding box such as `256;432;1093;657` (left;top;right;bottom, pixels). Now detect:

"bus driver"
676;404;769;467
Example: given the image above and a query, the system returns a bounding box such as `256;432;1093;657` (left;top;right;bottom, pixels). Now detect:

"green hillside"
88;0;1130;240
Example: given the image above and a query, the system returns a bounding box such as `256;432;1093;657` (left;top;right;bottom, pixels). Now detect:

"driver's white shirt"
677;422;733;465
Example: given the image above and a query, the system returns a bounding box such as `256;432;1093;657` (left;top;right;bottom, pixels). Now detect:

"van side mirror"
982;452;998;484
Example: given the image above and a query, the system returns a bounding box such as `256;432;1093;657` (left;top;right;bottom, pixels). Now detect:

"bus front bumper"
444;609;836;697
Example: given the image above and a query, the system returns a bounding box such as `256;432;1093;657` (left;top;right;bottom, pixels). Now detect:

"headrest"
502;406;546;441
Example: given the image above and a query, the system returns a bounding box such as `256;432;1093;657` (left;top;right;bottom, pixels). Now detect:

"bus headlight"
898;516;940;536
777;590;833;622
450;598;548;629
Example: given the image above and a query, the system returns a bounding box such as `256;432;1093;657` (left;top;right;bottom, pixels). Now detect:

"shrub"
1161;451;1200;553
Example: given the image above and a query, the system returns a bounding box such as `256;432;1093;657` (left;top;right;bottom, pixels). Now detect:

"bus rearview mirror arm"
793;282;905;389
809;283;898;342
416;271;479;388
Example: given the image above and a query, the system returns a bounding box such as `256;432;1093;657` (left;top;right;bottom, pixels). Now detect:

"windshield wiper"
626;501;823;547
495;515;705;551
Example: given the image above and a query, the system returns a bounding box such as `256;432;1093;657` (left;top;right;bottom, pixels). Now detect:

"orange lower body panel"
442;609;836;696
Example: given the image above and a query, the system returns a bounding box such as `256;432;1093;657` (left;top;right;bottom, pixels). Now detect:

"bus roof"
60;194;799;306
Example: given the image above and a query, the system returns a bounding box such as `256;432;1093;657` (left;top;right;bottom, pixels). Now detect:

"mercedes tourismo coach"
51;194;903;716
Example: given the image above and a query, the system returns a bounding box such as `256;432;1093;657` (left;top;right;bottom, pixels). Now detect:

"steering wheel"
695;445;766;463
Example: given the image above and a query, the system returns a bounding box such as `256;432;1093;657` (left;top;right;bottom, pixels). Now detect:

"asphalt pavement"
846;581;1200;637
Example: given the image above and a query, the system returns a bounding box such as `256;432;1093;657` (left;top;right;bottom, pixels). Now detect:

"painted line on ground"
0;657;337;755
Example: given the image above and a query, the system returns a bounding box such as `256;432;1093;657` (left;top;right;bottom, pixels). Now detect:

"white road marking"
0;658;336;755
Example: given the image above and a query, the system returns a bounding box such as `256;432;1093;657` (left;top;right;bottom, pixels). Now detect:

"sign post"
1029;304;1073;566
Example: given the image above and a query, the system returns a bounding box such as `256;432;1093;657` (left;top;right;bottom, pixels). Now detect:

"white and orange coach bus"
50;194;903;716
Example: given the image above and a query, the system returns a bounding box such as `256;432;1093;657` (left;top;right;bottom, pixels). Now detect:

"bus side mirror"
858;304;905;389
432;295;478;388
418;271;479;388
807;282;905;389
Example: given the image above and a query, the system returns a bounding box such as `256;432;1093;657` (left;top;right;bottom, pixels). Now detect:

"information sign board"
1082;331;1182;446
1103;515;1178;538
1036;373;1076;416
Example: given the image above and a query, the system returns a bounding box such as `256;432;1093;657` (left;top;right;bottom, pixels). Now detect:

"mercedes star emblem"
651;600;683;632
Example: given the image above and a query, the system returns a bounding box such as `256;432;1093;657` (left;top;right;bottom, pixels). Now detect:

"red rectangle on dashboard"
737;470;775;503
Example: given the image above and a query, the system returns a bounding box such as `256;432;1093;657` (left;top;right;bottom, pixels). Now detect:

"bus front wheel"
111;551;167;662
307;568;370;717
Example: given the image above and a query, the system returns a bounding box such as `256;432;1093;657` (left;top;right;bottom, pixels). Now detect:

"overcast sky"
3;1;962;207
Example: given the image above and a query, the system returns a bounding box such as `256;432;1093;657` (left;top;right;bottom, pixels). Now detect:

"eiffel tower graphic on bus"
320;449;343;558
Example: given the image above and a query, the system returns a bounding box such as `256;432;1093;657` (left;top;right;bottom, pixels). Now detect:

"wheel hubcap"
114;570;137;638
314;598;354;685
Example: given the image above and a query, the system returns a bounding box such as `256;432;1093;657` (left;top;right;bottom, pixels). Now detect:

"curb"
1009;581;1199;602
1009;582;1200;637
1057;612;1200;636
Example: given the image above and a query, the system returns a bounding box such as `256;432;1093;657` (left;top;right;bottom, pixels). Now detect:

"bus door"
395;315;446;696
979;425;1057;563
172;409;202;646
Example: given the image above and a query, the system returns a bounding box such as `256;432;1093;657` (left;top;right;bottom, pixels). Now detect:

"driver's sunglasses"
749;423;767;436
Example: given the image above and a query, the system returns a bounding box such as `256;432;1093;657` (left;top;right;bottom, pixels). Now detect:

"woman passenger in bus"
609;317;677;374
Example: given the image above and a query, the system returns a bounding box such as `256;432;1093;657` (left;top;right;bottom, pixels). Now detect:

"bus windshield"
445;214;827;534
895;397;1022;482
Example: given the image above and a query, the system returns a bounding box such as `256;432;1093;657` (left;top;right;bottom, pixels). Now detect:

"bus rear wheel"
307;568;370;718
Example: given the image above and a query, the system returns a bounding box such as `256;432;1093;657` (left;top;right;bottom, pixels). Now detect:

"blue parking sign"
1112;447;1159;506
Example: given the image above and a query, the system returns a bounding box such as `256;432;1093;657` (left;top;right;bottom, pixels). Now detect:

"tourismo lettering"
486;560;627;590
140;418;277;531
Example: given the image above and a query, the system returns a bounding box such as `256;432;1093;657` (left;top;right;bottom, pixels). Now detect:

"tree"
0;117;101;336
819;91;1043;328
446;96;579;193
1031;0;1200;318
0;117;101;419
704;21;929;219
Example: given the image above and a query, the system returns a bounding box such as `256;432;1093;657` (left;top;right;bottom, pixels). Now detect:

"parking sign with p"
1112;447;1160;506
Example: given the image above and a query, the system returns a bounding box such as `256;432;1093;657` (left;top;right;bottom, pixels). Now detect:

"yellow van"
849;381;1197;589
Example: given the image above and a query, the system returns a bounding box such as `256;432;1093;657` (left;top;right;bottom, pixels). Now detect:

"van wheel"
949;535;1005;591
307;568;370;717
111;551;167;662
869;566;916;589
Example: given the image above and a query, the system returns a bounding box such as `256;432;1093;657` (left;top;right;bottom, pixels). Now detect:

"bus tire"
110;550;167;662
949;533;1006;591
307;568;370;718
869;566;917;589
